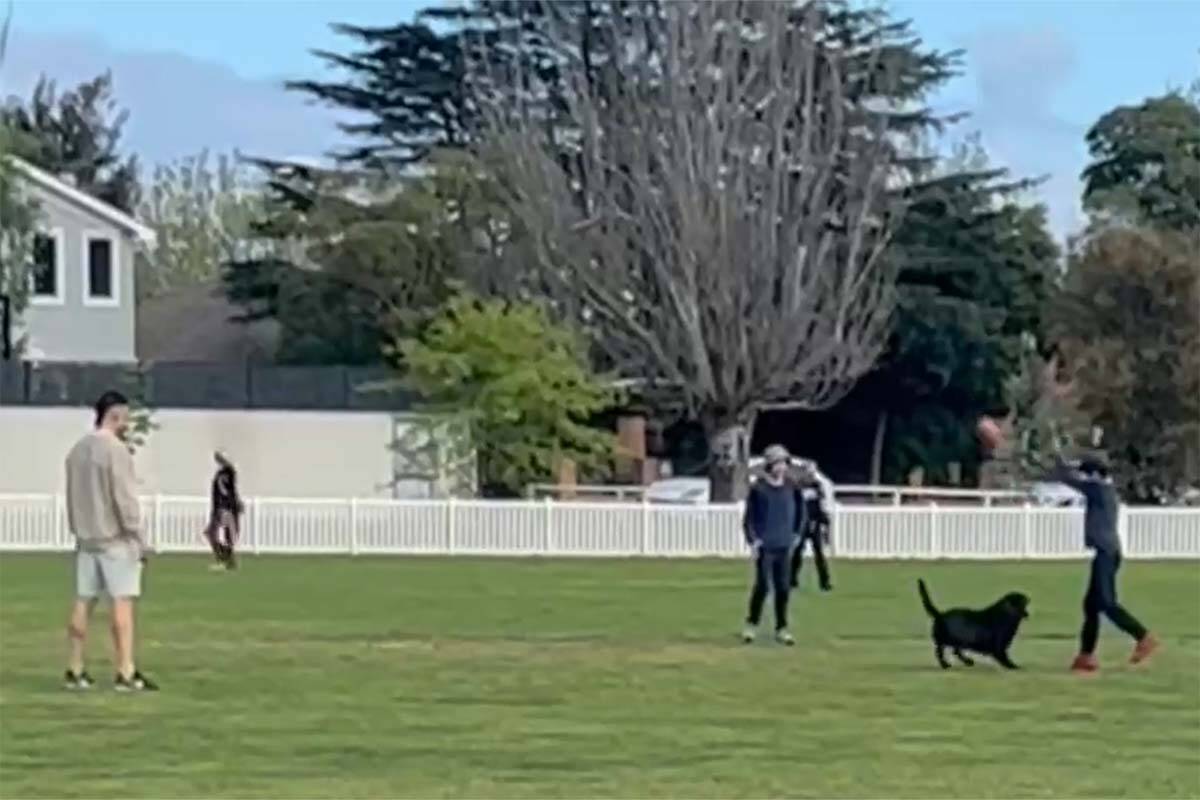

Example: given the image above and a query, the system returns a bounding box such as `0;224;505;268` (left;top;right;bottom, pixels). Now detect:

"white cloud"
1;28;349;165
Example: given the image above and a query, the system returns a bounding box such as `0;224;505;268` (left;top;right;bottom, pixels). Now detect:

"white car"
1028;481;1085;507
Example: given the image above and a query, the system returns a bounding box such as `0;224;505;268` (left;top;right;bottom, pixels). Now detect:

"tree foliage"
1052;225;1200;500
1;72;139;212
395;293;617;496
1081;92;1200;229
0;9;39;343
136;151;264;300
861;158;1059;485
475;1;921;500
223;151;522;364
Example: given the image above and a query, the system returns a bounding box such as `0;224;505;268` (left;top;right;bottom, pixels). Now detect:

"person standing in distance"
1051;453;1159;673
741;445;804;646
63;391;158;691
202;451;243;570
790;460;833;592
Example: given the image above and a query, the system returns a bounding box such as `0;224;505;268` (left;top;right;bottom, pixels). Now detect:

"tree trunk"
705;417;753;503
869;409;889;485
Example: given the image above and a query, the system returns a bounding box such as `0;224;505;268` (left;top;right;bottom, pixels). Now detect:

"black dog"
917;579;1030;670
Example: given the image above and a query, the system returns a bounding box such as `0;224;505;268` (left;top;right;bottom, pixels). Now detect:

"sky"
3;0;1198;240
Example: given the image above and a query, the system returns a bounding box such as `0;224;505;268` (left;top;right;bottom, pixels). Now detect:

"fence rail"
2;494;1198;559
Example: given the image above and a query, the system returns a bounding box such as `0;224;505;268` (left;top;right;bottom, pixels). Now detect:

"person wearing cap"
741;444;805;646
62;390;159;691
791;460;833;592
202;451;244;570
1051;452;1159;673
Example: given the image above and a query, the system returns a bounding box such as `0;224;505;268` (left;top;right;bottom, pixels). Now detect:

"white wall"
0;406;414;498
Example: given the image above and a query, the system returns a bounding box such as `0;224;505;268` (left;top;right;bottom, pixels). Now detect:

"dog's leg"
994;651;1020;670
935;643;951;669
953;648;975;667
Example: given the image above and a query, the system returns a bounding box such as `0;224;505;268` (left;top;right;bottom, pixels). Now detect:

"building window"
83;234;119;306
29;231;63;304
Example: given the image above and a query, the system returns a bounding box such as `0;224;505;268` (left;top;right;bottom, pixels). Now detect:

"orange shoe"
1131;634;1160;665
1070;653;1099;673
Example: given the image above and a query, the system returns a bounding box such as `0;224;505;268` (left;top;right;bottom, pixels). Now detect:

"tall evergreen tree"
1;72;139;211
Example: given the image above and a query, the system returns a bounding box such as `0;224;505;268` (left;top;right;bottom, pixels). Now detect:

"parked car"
1028;481;1085;507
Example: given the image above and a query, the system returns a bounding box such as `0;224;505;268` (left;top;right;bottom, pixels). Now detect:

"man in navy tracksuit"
741;445;804;646
1053;454;1159;672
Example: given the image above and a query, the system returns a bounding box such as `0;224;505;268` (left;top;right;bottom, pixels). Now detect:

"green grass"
1;555;1198;799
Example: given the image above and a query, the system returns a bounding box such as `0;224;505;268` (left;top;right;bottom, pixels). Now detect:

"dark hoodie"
1051;458;1121;554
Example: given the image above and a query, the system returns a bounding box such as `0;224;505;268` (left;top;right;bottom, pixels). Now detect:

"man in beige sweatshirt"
63;390;158;691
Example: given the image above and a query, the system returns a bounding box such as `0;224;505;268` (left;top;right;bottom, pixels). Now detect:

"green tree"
1052;225;1200;500
223;151;522;364
0;8;40;354
1003;334;1090;484
394;293;617;497
1;72;139;212
137;151;264;301
1081;92;1200;230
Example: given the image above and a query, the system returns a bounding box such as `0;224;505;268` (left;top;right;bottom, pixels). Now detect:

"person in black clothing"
1051;454;1159;672
202;451;244;570
741;444;805;646
790;461;833;592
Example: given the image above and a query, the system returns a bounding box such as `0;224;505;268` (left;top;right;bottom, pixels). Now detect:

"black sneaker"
63;670;95;690
114;671;159;692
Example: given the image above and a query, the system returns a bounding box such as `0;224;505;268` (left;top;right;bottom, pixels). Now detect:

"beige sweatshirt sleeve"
108;440;144;544
65;453;78;537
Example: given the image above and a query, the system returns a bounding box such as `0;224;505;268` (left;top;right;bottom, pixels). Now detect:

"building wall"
0;406;426;499
18;188;138;363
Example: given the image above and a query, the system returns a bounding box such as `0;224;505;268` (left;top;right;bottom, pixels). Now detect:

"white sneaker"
775;629;796;646
741;625;757;644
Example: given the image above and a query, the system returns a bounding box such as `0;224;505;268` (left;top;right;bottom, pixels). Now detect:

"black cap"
93;390;129;428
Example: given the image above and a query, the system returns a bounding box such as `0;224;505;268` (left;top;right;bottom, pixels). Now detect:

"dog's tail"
917;579;940;618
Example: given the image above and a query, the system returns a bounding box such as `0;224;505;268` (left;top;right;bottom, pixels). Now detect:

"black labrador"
917;579;1030;670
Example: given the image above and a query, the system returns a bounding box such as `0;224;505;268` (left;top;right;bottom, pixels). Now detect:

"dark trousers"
1080;550;1147;654
790;526;831;589
203;509;240;566
747;547;791;630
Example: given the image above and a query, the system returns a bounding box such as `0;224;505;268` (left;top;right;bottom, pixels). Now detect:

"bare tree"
473;1;903;500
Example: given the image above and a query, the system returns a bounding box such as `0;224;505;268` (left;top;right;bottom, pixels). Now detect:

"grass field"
1;554;1198;799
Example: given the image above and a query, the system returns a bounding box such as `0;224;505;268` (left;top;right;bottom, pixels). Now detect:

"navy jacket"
1052;460;1121;554
743;480;805;550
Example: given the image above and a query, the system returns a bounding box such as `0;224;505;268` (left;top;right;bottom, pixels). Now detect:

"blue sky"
4;0;1198;239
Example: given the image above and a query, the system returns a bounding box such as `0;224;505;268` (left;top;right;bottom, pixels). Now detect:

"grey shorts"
75;544;142;600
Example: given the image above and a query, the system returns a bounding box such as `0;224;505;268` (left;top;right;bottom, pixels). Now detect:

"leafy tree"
1;72;139;212
223;151;522;364
0;9;39;356
394;293;617;496
1001;334;1090;485
137;151;264;301
1081;92;1200;230
859;164;1059;485
1051;225;1200;500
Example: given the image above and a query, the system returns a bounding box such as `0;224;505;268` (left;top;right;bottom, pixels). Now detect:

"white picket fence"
1;493;1198;559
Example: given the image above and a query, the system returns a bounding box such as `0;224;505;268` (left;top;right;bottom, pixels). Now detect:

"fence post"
543;497;554;555
152;494;162;553
251;499;261;555
1021;502;1032;558
348;498;359;556
53;494;64;550
640;498;650;556
446;496;457;554
929;501;941;559
830;501;839;557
